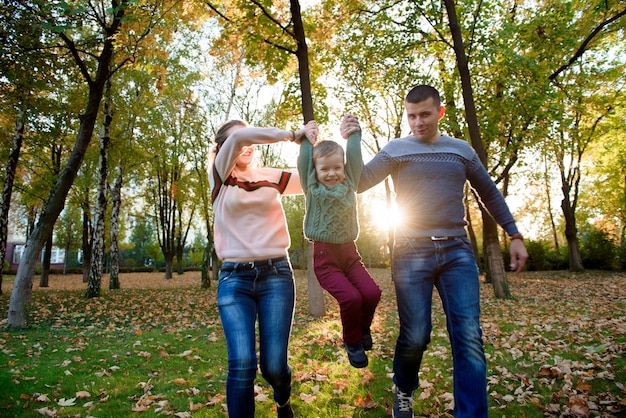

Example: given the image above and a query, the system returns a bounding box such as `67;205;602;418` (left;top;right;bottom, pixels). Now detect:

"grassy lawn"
0;269;624;417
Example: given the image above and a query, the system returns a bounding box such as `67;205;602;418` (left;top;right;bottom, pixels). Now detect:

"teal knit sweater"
297;132;363;244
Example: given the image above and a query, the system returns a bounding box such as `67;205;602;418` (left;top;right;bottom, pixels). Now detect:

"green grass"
1;269;625;417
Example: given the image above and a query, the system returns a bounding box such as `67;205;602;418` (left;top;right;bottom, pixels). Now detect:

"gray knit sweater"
358;134;519;239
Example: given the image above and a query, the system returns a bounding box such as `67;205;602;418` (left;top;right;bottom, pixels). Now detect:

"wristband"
510;233;524;241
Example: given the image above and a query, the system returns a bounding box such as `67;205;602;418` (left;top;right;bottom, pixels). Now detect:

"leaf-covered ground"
0;269;624;417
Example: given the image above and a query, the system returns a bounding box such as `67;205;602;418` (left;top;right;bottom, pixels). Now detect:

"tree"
8;0;129;329
0;113;24;294
86;78;113;298
525;0;626;270
442;0;512;297
206;0;326;316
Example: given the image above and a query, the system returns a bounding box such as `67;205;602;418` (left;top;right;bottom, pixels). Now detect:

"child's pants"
313;241;382;344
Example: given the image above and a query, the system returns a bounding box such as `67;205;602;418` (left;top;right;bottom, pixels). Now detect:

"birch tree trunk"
81;199;93;283
109;166;123;290
86;79;112;298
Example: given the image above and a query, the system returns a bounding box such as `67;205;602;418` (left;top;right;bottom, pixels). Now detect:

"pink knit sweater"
209;127;302;262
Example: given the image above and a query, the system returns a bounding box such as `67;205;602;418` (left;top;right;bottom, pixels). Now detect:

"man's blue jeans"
392;237;487;418
217;258;295;418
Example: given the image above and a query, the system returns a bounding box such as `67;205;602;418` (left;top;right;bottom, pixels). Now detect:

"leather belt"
413;236;462;241
431;236;452;241
233;256;287;271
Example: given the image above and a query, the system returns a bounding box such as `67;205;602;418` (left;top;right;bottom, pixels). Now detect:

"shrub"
579;226;617;270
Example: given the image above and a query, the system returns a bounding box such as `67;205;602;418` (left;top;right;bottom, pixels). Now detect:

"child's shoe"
362;329;373;351
344;342;368;368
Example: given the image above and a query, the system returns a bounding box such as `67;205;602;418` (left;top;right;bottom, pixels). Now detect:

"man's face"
405;97;445;143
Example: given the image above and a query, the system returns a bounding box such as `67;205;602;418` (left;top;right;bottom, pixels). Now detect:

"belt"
414;236;463;241
232;256;287;271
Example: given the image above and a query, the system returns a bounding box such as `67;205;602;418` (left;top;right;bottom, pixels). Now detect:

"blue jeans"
217;257;295;418
392;237;487;418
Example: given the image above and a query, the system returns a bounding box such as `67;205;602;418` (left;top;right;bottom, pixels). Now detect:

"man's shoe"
392;387;414;418
362;330;373;351
277;400;294;418
344;343;368;368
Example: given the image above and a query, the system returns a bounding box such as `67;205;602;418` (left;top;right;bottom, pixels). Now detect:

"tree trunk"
211;249;219;283
201;242;211;289
464;190;480;269
307;245;325;317
443;0;509;297
81;202;93;283
0;109;25;294
561;195;584;271
482;211;510;298
86;80;112;298
164;252;174;279
544;155;560;250
109;166;123;290
9;75;113;326
291;0;325;316
176;241;184;275
39;234;53;287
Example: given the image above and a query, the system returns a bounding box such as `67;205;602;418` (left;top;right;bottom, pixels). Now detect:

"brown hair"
214;120;247;153
312;140;344;164
405;85;441;107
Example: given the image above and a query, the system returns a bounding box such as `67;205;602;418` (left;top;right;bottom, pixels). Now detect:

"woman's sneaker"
392;387;414;418
277;400;294;418
344;342;368;368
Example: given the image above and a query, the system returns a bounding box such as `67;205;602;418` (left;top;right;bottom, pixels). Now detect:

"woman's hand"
293;120;319;145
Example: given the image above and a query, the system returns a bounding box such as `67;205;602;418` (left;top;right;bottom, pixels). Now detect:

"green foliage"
616;240;626;271
579;225;618;270
126;219;160;269
520;240;569;271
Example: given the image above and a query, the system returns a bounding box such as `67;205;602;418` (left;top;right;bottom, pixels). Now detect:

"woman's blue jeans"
217;257;295;418
392;237;487;418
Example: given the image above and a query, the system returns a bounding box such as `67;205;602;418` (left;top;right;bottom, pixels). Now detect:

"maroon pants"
313;241;382;345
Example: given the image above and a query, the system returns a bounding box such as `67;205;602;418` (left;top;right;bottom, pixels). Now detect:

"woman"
209;119;318;417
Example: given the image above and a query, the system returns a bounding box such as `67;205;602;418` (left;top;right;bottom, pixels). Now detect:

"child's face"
314;152;346;187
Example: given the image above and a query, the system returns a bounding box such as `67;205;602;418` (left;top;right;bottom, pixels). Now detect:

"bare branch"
549;7;626;80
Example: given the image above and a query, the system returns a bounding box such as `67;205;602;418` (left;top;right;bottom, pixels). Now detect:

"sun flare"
368;199;403;232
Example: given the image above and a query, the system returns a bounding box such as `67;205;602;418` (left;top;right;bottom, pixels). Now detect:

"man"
344;85;528;418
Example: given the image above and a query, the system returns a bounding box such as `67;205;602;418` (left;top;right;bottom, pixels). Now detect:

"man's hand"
340;114;360;139
509;239;529;272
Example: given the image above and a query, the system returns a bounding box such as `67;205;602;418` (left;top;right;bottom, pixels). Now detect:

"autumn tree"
205;0;327;315
8;0;129;328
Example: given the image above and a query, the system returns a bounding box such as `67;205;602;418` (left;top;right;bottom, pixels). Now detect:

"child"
297;116;381;368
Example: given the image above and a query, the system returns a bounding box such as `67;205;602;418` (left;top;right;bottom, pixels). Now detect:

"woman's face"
236;145;254;167
226;125;254;168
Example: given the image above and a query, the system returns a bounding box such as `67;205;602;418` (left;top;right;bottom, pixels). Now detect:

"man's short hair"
405;85;441;107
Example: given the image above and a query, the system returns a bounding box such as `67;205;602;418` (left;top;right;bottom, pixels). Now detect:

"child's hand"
340;114;361;139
